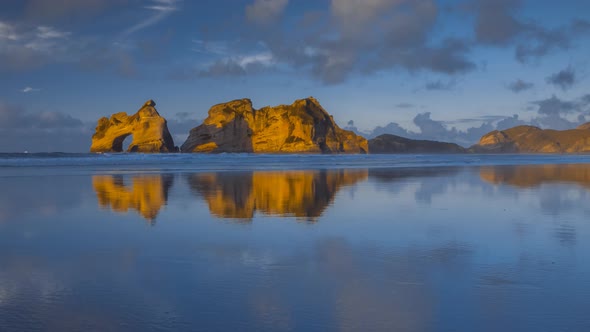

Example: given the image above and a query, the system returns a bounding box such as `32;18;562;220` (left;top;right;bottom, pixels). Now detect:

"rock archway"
90;100;175;153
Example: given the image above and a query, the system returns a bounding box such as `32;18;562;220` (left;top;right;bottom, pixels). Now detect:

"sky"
0;0;589;152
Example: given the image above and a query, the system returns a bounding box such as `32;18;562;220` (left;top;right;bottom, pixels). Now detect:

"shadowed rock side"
369;134;466;154
480;164;590;188
181;97;368;154
93;174;174;223
470;123;590;153
187;170;368;221
90;100;175;153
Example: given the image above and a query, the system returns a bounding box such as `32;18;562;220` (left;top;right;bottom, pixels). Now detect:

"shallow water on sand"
1;156;590;331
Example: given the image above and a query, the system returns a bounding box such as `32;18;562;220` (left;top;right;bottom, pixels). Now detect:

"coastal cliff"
90;100;175;153
180;97;368;154
369;134;466;153
470;123;590;153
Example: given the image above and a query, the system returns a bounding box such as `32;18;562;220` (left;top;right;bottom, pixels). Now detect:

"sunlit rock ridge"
90;100;175;153
471;123;590;153
180;97;368;154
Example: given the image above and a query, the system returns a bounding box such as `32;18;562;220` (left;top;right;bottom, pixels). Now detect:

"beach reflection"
93;174;174;223
188;170;368;221
480;164;590;188
4;163;590;331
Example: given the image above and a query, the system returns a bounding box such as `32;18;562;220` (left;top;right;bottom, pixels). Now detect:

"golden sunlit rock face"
480;164;590;188
188;170;368;220
90;100;176;153
93;175;173;222
471;123;590;153
180;97;368;154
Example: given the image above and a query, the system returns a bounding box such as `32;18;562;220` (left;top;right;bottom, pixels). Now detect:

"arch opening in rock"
122;135;133;152
111;133;132;152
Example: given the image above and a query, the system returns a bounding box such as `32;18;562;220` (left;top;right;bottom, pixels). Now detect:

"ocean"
1;154;589;331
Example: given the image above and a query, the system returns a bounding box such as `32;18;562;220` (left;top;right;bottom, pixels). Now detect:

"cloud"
239;0;476;84
507;79;533;93
396;103;414;109
0;103;84;130
21;86;40;93
124;0;181;36
166;112;201;144
22;0;125;22
0;102;91;152
246;0;289;25
424;80;455;91
472;0;524;45
471;0;590;63
199;53;274;77
528;95;589;130
0;21;73;72
360;94;590;146
0;21;19;40
36;26;71;39
546;66;576;91
172;51;275;79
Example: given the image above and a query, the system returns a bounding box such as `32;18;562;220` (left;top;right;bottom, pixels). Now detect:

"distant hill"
470;123;590;153
368;134;466;154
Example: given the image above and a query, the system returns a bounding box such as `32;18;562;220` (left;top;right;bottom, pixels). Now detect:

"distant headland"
90;99;590;154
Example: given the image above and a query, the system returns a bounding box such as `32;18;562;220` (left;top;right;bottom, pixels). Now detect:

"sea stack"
90;100;175;153
180;97;368;154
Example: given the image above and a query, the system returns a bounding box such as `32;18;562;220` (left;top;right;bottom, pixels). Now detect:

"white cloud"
191;39;230;55
36;26;71;39
0;22;74;70
21;86;41;93
236;52;274;67
125;0;181;35
0;21;19;41
246;0;289;25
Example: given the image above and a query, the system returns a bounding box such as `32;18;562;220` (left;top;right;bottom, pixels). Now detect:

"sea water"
0;154;589;331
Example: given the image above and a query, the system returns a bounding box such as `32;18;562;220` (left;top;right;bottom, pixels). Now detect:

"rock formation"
180;97;368;154
187;170;368;221
90;100;175;153
368;134;466;153
470;123;590;153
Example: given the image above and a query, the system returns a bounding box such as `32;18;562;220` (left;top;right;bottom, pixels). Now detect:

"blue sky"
0;0;589;151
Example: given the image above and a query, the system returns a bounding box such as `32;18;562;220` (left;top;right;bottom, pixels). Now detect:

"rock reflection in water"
480;164;590;188
188;170;368;221
93;174;174;223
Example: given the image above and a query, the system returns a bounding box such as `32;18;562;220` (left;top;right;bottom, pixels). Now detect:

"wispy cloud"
36;26;71;39
0;21;73;71
0;22;19;41
124;0;181;36
21;87;41;93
